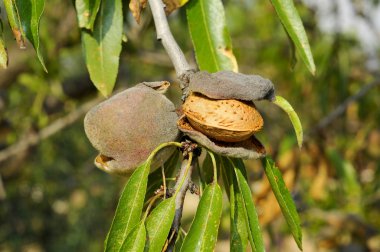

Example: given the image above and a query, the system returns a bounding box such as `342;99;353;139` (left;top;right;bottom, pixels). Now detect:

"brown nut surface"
182;92;263;142
84;83;180;175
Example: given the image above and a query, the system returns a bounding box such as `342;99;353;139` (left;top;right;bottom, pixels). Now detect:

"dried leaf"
129;0;147;24
163;0;189;14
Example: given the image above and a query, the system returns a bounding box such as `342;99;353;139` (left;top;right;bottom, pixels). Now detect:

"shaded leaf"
3;0;26;48
75;0;101;30
270;0;316;74
180;183;222;252
15;0;47;71
105;161;151;252
174;231;185;252
263;157;302;250
186;0;237;73
145;197;176;252
82;0;123;97
0;18;8;69
129;0;147;24
273;95;303;148
120;221;146;252
220;158;248;252
230;159;264;252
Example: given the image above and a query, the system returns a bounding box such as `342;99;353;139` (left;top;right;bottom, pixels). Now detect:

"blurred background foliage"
0;0;379;251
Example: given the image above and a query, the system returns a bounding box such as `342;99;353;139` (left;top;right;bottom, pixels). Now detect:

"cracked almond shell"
182;92;263;142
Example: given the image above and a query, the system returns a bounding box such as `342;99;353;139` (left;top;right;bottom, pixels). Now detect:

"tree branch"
309;78;380;136
0;96;103;165
167;152;196;251
148;0;194;85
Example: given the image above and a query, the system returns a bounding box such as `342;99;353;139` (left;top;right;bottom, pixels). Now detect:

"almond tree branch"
0;96;103;165
167;154;196;252
148;0;194;87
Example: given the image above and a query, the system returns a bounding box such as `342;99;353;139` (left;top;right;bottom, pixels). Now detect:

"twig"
0;96;103;165
167;154;196;252
309;78;380;137
148;0;194;86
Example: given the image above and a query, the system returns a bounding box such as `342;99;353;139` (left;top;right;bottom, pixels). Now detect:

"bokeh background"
1;0;379;251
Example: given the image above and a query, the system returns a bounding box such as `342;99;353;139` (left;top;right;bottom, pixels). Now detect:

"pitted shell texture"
182;92;263;142
84;84;180;175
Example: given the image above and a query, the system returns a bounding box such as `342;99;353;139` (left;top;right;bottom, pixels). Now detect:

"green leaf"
229;159;264;252
75;0;101;30
14;0;47;71
119;221;146;252
270;0;316;74
145;197;176;252
186;0;237;73
82;0;123;97
0;18;8;69
272;95;303;148
105;161;151;252
3;0;26;48
263;157;302;250
220;158;248;252
180;183;222;252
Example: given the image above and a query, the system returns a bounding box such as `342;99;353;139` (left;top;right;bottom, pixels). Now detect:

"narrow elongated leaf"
105;161;151;252
180;183;222;252
263;157;302;250
3;0;26;48
273;95;303;148
14;0;47;71
82;0;123;97
120;221;146;252
230;159;264;252
75;0;101;30
220;158;248;252
0;19;8;69
145;198;176;252
270;0;316;74
186;0;237;73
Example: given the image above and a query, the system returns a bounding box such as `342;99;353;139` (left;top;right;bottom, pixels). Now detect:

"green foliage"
75;0;101;30
16;0;47;71
186;0;237;73
269;0;316;74
120;221;146;252
81;0;123;97
0;18;7;68
180;183;223;252
273;95;304;148
105;161;151;252
145;198;176;252
263;157;303;250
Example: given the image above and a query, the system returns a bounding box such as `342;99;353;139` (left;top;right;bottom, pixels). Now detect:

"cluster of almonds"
84;71;275;175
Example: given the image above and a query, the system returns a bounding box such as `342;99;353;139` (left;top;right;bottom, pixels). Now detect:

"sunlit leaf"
0;19;8;69
16;0;46;71
3;0;26;48
230;159;264;252
119;221;146;252
186;0;238;73
75;0;101;30
220;158;248;252
270;0;316;74
82;0;123;97
145;197;176;252
273;95;303;148
180;183;222;252
105;161;151;252
263;157;302;250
